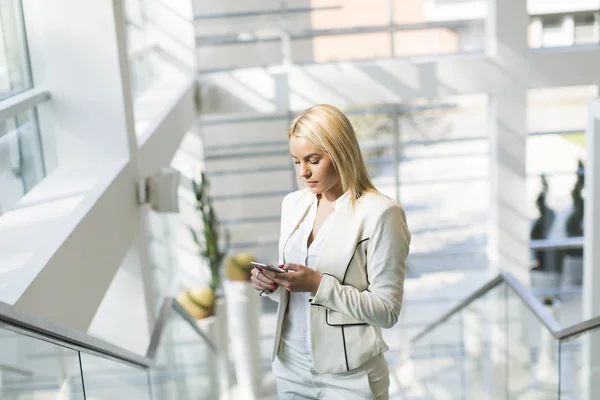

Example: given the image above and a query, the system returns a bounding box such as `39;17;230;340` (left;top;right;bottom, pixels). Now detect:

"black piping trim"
341;238;369;284
325;309;368;326
321;272;338;280
341;326;349;371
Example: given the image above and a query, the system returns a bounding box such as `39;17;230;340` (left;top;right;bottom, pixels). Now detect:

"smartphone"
251;261;286;273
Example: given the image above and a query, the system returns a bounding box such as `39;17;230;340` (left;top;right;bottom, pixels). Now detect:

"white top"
280;191;349;354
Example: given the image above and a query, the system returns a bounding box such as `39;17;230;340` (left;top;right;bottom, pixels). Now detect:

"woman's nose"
298;165;310;178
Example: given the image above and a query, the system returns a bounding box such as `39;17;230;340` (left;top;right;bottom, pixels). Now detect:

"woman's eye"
310;160;320;165
293;161;300;165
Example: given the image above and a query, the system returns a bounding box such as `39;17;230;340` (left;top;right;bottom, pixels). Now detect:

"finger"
255;270;278;289
251;274;276;291
283;263;300;272
255;270;274;285
260;268;279;280
271;273;290;285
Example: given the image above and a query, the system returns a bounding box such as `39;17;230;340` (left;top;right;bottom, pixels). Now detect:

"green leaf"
191;179;200;200
188;227;201;246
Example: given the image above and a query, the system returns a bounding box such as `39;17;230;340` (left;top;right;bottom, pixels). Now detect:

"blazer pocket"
326;309;368;326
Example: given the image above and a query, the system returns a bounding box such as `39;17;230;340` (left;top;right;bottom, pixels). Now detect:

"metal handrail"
412;269;600;344
530;236;584;251
0;297;216;370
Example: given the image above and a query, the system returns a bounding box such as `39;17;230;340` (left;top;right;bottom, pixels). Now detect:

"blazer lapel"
315;195;362;281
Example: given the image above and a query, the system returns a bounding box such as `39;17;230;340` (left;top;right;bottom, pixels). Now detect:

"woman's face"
289;136;341;196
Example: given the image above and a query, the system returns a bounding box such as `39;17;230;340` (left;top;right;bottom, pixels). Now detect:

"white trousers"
272;341;390;400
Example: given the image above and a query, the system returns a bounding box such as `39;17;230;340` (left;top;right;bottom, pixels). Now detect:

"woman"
251;104;410;399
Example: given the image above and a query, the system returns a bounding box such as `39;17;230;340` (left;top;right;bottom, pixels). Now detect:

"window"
0;0;32;99
574;13;598;45
0;1;46;216
0;109;45;215
541;15;569;47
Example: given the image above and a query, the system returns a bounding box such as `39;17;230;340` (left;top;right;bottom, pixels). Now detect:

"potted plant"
530;174;560;288
224;252;263;396
562;160;584;286
225;253;256;282
177;171;230;319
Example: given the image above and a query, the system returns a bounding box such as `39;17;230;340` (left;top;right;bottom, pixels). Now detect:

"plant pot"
561;255;583;287
197;309;232;400
224;280;262;399
177;286;216;320
225;253;256;282
531;270;561;290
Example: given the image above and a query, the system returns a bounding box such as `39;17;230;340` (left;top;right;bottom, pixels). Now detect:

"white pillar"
486;0;530;283
530;17;543;48
486;3;530;397
582;98;600;400
225;281;262;399
563;15;575;47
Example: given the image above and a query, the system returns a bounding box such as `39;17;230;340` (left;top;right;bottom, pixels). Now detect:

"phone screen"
251;261;286;273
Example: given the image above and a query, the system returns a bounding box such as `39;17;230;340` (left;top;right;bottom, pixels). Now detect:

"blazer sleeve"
311;204;410;329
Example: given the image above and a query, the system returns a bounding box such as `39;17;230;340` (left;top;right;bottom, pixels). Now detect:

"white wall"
0;0;199;354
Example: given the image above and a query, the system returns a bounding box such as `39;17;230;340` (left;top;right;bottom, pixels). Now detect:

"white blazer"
265;188;411;374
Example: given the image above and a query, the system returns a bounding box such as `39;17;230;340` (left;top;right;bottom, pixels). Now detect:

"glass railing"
0;298;217;399
410;269;600;399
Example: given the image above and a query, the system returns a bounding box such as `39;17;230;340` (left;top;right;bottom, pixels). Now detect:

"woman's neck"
318;185;344;204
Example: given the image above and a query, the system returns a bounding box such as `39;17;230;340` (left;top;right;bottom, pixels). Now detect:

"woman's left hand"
261;263;322;293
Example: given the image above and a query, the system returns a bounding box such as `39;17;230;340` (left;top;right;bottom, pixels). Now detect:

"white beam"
583;98;600;400
486;0;529;282
202;45;600;111
0;88;51;122
137;79;198;178
0;161;138;330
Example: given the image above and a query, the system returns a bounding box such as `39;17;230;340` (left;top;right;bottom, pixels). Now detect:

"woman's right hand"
251;267;278;292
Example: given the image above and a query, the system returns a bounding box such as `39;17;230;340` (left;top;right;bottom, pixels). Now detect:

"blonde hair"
288;104;377;205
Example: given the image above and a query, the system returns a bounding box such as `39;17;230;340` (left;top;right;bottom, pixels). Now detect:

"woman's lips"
306;181;318;187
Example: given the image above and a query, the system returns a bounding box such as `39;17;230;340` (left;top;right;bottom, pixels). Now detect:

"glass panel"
345;107;396;197
147;210;179;317
79;352;151;399
125;0;155;98
125;0;192;97
0;0;32;100
310;33;391;62
393;0;486;56
541;15;569;48
530;7;599;48
197;0;487;69
399;95;489;273
411;285;515;399
0;109;45;216
574;14;598;45
149;308;214;400
313;0;389;28
412;312;464;398
506;284;559;397
0;327;85;399
460;283;508;399
559;328;600;399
